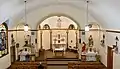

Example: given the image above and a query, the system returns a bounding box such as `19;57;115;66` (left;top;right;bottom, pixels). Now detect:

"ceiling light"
24;0;28;32
85;0;89;31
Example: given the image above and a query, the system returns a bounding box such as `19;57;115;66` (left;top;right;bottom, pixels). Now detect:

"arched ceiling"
0;0;120;29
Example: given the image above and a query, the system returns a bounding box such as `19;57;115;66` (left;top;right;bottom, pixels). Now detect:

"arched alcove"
37;15;80;58
15;23;31;50
85;22;101;50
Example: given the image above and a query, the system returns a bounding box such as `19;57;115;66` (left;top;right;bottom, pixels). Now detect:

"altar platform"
35;50;78;61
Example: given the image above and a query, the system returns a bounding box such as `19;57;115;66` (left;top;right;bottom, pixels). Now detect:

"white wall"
37;30;41;50
113;53;120;69
42;30;50;50
106;32;120;69
0;32;12;69
0;55;11;69
68;30;77;49
98;31;120;69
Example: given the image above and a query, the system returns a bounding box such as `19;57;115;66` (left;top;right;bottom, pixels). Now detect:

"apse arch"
37;14;81;53
36;13;81;29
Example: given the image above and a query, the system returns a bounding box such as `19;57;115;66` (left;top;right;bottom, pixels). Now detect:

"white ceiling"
0;0;120;29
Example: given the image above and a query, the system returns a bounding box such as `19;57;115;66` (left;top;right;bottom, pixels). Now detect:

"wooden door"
10;46;16;63
107;46;113;69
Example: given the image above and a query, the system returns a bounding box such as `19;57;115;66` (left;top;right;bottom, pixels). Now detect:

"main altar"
52;43;66;56
52;31;67;56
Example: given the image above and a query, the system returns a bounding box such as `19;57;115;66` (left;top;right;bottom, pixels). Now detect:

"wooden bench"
10;65;39;69
68;62;101;68
71;65;105;69
13;62;40;65
68;62;106;69
9;61;47;69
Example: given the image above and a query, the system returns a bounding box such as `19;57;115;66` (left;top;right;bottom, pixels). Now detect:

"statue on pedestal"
88;35;94;47
82;42;86;53
11;34;15;46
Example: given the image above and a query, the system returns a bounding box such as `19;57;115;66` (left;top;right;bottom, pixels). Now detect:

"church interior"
0;0;120;69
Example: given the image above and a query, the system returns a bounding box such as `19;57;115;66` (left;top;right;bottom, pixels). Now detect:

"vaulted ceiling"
0;0;120;29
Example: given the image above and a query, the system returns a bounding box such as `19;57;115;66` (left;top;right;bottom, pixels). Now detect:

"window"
0;23;8;58
68;24;75;29
43;24;50;29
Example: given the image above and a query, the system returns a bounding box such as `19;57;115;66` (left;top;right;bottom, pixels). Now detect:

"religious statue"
11;34;15;46
114;36;119;54
100;34;105;47
24;35;31;45
88;35;94;47
82;42;86;53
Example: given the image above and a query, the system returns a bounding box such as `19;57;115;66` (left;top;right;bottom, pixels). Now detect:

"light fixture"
24;0;29;32
24;24;28;31
85;0;89;31
85;25;89;31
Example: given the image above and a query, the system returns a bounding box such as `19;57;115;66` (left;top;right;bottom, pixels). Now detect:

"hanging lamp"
85;0;89;31
24;0;28;32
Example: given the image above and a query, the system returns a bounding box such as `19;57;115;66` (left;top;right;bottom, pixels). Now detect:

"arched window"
43;24;50;29
0;23;8;58
68;24;75;29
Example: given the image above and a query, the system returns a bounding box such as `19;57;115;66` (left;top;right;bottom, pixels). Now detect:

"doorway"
107;46;113;69
10;46;16;63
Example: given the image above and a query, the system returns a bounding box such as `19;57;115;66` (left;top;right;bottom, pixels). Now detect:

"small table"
54;49;64;56
52;43;66;56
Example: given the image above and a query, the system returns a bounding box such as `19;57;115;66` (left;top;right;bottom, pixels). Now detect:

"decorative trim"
40;31;42;49
76;31;78;48
8;29;38;31
66;30;69;49
79;29;100;31
106;30;120;33
8;28;101;31
50;30;52;50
